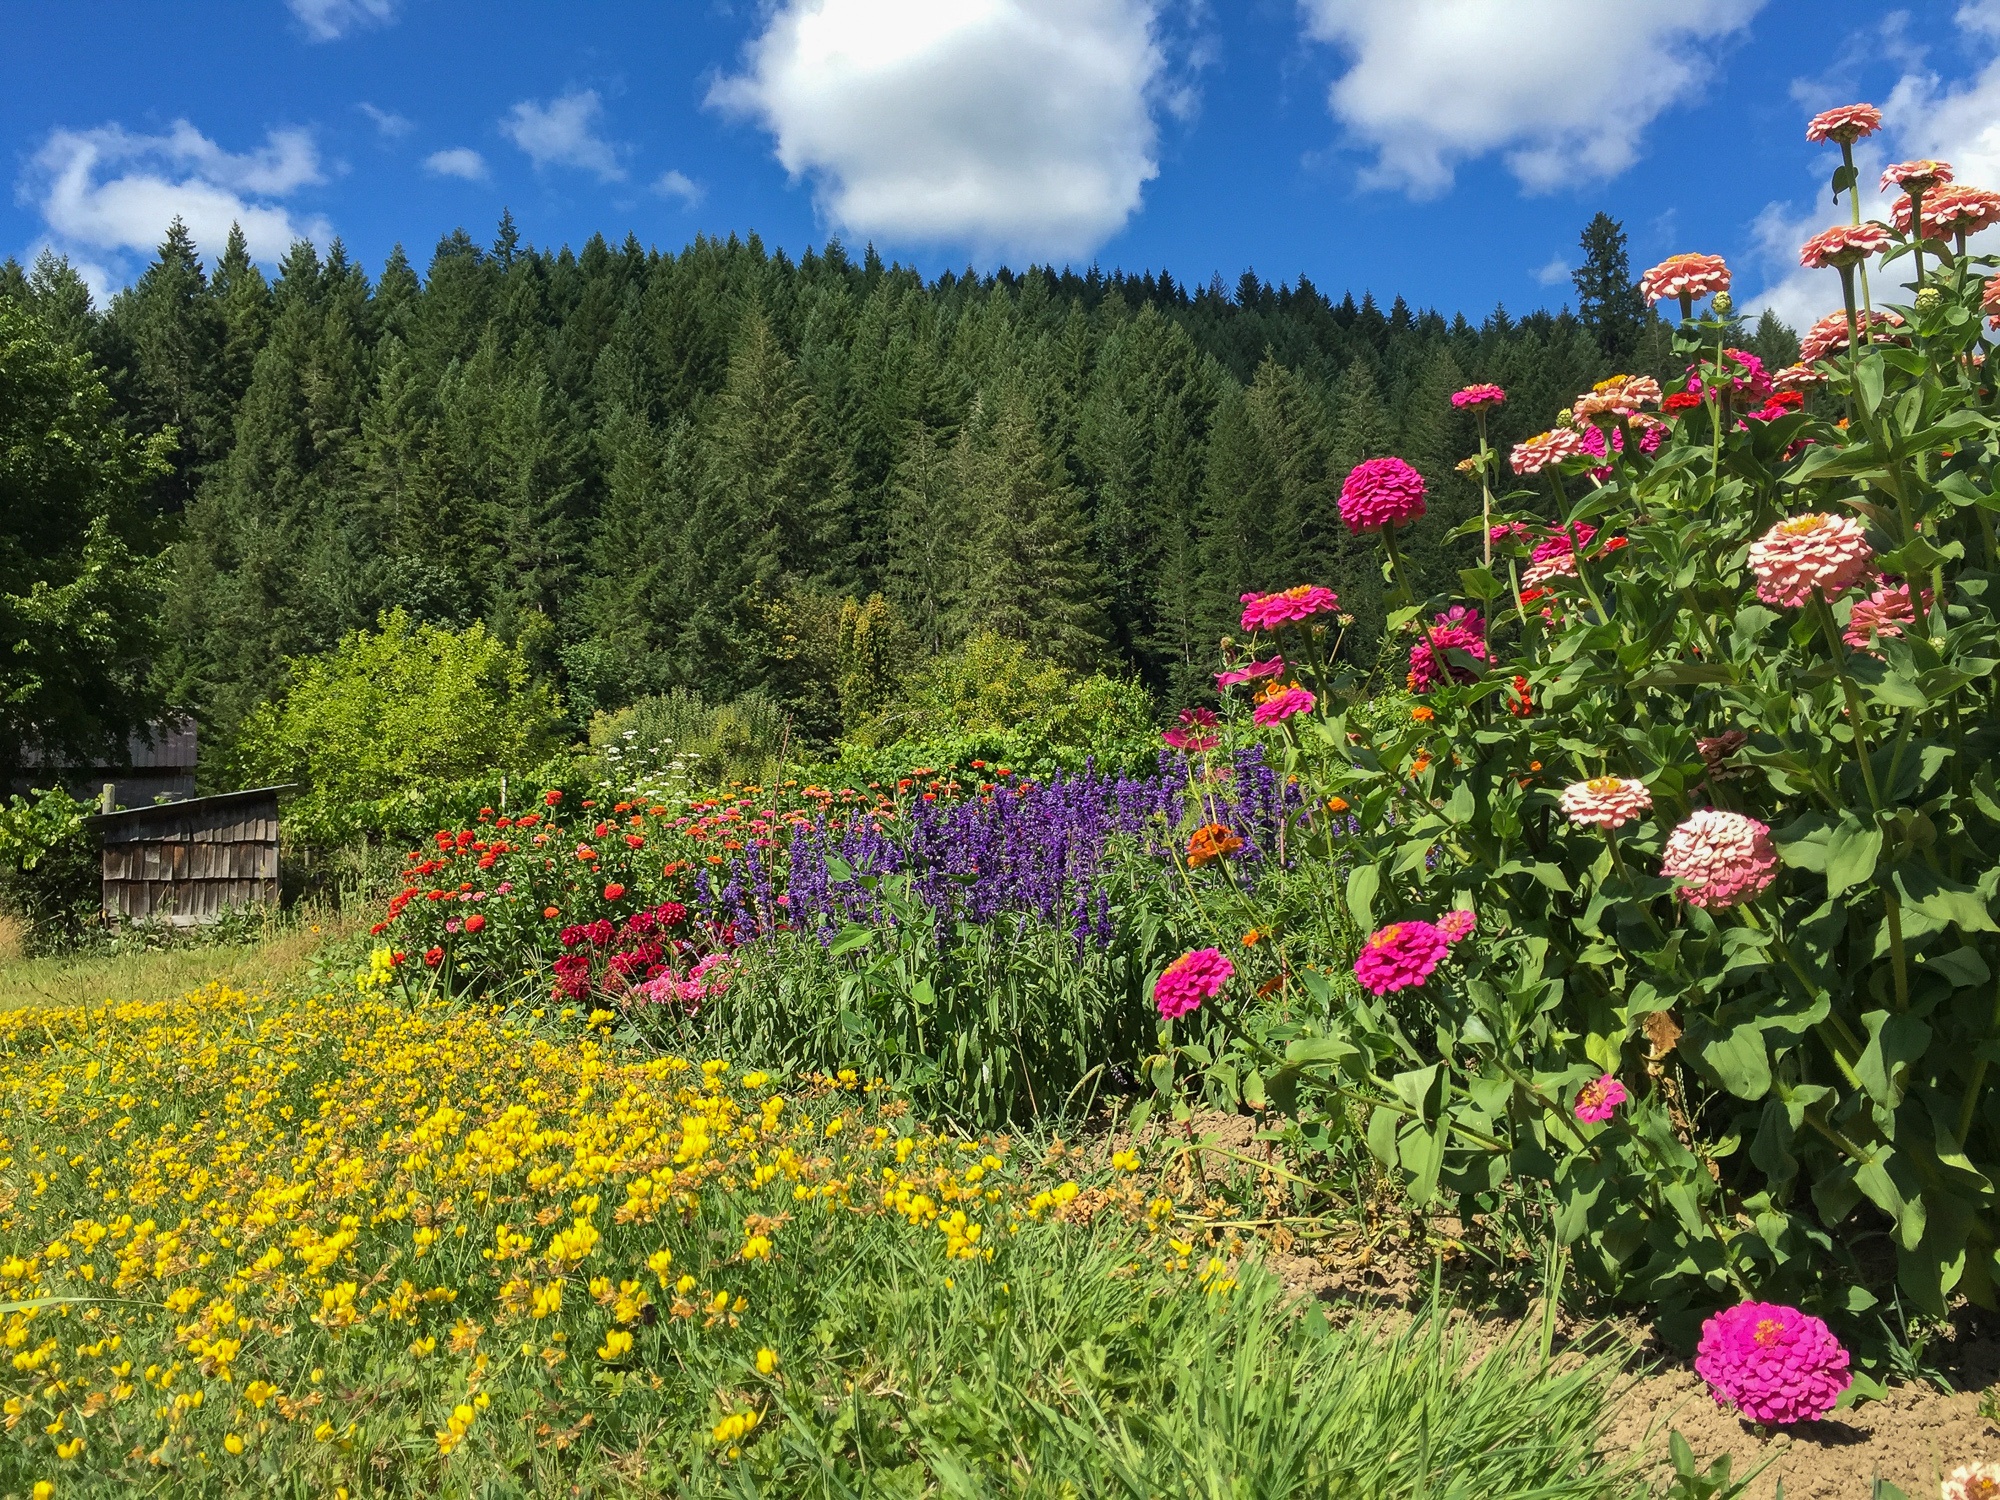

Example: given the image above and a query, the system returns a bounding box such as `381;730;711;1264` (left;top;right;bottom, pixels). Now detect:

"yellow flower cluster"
0;981;1182;1493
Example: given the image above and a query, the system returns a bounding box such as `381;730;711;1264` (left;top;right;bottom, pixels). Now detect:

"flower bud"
1915;285;1944;313
1711;291;1734;317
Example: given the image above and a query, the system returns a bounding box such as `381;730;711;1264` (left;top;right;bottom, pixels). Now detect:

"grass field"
0;921;343;1011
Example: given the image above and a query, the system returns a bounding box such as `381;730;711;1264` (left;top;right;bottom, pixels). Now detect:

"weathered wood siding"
96;792;281;925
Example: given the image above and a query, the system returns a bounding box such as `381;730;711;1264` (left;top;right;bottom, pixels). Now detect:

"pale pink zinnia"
1799;308;1905;364
1240;585;1339;633
1521;523;1597;588
1639;253;1731;308
1573;1073;1628;1123
1216;655;1285;689
1574;374;1663;421
1880;159;1952;195
1251;686;1316;725
1749;514;1873;608
1805;102;1883;145
1986;277;2000;330
1451;383;1506;410
1154;947;1233;1020
1895;185;2000;242
1942;1462;2000;1500
1695;1302;1851;1426
1771;361;1824;391
1661;809;1779;909
1842;581;1929;651
1352;921;1450;995
1799;222;1892;269
1510;427;1588;476
1338;456;1428;533
1437;908;1476;944
1559;775;1653;829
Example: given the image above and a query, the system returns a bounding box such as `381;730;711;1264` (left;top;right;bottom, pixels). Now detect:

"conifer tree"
1572;213;1647;363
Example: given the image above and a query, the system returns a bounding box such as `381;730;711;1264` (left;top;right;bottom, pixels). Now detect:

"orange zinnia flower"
1186;823;1245;869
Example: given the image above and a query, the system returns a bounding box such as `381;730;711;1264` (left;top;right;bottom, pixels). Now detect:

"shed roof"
87;785;294;830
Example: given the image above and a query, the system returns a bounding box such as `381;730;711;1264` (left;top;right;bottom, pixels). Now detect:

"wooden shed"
91;786;288;926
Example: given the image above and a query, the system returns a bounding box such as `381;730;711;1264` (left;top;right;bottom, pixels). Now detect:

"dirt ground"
1133;1112;2000;1497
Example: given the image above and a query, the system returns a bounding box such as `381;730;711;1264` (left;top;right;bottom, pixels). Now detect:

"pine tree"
953;391;1109;671
103;219;224;513
885;423;963;655
1572;213;1647;363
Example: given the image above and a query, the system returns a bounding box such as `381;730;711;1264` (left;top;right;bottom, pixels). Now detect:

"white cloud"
710;0;1166;260
1747;7;2000;330
21;121;330;275
1299;0;1765;197
287;0;396;42
1532;254;1570;287
425;148;489;181
500;90;626;181
359;103;413;138
653;169;704;207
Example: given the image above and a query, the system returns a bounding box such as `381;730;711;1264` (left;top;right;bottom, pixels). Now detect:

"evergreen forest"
1;210;1801;771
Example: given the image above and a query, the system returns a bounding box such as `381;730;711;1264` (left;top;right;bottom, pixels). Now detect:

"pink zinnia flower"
1559;775;1653;829
1749;514;1873;608
1639;253;1731;307
1451;383;1506;410
1805;102;1883;145
1510;427;1588;476
1162;707;1221;753
1573;1073;1628;1123
1522;523;1597;588
1942;1463;2000;1500
1695;1302;1852;1425
1155;947;1233;1020
1894;185;2000;241
1573;374;1662;421
1240;585;1339;633
1986;277;2000;330
1880;158;1952;194
1661;809;1778;909
1407;606;1488;693
1843;581;1929;651
1799;308;1906;364
1353;920;1450;995
1771;361;1823;391
1216;656;1284;689
1338;456;1427;533
1488;521;1532;545
1800;222;1892;270
1437;908;1476;944
1252;686;1316;725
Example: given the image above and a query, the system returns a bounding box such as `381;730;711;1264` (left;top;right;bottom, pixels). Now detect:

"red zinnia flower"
463;914;486;934
604;883;626;901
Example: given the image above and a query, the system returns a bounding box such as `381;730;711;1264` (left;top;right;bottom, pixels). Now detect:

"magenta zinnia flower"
1251;686;1315;725
1661;809;1778;909
1521;523;1597;588
1559;775;1653;829
1353;921;1450;995
1695;1302;1851;1426
1638;253;1731;307
1451;383;1506;410
1749;514;1872;608
1155;947;1233;1020
1805;102;1882;145
1573;1073;1628;1123
1338;457;1427;533
1216;656;1284;689
1407;607;1488;693
1240;586;1339;633
1799;222;1892;270
1162;707;1220;753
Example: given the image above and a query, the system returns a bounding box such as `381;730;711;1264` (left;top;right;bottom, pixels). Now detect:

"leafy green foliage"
229;610;564;843
0;787;98;955
0;298;171;784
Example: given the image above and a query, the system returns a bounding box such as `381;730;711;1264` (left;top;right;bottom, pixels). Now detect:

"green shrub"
0;786;99;954
589;689;793;796
229;609;566;845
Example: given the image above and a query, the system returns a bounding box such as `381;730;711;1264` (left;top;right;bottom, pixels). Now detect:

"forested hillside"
1;212;1799;764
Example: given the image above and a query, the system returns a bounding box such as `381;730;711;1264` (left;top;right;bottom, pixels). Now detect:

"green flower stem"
1382;526;1450;677
1738;903;1870;1087
1477;412;1494;568
1957;970;2000;1145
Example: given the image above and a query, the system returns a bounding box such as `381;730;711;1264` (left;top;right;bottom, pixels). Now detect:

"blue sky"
8;1;2000;329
